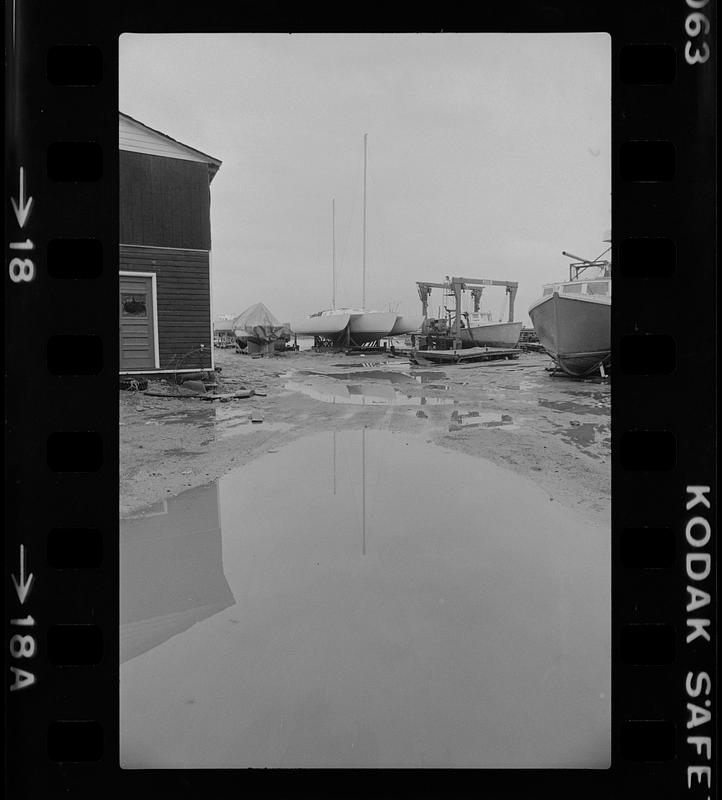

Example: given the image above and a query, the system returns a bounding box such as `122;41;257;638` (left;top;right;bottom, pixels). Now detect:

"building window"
122;293;148;317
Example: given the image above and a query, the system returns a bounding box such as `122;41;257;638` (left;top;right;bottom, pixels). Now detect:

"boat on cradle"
528;248;611;377
232;302;292;353
389;315;424;336
291;309;353;337
295;135;411;348
292;309;419;345
349;311;399;344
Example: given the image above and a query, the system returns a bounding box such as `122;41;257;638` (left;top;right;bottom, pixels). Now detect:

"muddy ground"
120;348;610;524
120;349;611;523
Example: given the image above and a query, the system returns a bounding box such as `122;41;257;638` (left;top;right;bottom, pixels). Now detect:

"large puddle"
121;430;610;768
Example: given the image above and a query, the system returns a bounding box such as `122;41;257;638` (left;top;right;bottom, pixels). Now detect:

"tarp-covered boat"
233;302;291;345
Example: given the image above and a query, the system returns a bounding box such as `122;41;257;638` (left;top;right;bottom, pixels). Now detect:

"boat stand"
409;346;520;366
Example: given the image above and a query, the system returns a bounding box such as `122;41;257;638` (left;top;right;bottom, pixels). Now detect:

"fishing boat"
528;247;611;377
459;312;523;348
417;276;521;349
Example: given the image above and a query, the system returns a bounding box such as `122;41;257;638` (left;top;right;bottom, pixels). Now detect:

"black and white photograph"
118;32;611;769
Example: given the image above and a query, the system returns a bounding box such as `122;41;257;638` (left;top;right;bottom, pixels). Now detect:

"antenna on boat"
362;133;368;310
561;250;593;264
332;197;336;310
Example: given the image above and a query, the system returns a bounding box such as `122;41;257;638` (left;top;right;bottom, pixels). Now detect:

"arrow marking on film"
11;167;34;229
12;545;34;605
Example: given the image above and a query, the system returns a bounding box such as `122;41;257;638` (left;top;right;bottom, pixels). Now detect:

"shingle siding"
120;245;212;370
120;150;211;250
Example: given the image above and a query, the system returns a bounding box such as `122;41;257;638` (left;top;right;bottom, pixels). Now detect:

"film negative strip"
5;1;716;796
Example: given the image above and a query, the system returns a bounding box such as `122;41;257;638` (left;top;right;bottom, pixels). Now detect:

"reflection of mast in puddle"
332;430;336;495
362;427;366;556
330;428;367;555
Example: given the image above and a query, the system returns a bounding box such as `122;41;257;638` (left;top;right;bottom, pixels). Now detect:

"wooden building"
119;112;222;375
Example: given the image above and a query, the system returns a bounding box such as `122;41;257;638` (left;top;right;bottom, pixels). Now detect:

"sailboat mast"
362;133;367;310
332;197;336;310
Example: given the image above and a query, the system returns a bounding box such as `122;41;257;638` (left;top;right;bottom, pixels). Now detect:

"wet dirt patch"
554;423;610;457
538;398;609;416
448;410;519;432
163;448;203;458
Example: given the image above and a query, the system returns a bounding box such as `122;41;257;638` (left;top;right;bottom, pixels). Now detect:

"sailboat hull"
291;313;351;336
389;315;424;336
460;321;522;348
348;312;398;344
528;293;610;376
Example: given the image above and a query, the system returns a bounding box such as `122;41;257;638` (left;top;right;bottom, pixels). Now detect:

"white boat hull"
389;315;424;336
291;313;351;337
460;321;522;348
291;309;402;345
528;292;610;376
348;312;398;344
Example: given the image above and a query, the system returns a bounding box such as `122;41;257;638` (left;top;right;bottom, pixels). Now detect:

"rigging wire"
591;244;612;263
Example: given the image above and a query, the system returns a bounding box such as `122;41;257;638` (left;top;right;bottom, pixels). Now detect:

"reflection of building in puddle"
285;381;454;406
120;483;234;663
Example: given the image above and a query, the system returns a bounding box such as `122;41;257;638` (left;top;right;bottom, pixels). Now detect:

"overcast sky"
120;33;610;324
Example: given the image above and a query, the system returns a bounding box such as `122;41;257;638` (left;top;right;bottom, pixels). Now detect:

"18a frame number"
685;0;711;65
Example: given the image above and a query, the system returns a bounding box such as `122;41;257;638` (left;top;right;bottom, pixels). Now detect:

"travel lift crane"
416;277;519;349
